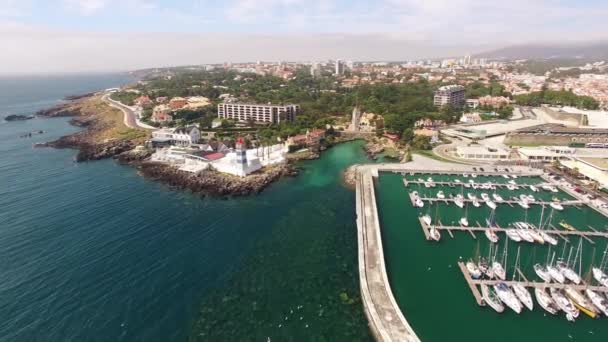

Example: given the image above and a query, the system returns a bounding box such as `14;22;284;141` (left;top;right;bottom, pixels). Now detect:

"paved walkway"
102;93;155;130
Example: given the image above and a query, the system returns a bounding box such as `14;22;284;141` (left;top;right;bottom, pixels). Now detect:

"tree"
411;135;432;150
401;128;414;144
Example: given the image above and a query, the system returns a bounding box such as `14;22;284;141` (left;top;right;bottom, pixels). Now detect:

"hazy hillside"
475;42;608;60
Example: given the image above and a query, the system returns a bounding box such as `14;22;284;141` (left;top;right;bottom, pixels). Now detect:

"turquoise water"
377;172;608;342
0;75;372;341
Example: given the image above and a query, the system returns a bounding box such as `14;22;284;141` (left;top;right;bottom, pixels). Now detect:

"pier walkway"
356;166;420;341
409;193;583;208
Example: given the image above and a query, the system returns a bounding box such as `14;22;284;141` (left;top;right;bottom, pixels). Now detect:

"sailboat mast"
512;246;521;280
538;205;544;229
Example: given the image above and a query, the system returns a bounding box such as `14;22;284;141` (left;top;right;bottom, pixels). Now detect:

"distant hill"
475;42;608;60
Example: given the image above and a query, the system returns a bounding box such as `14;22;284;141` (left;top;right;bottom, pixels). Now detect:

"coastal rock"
364;141;384;159
136;162;297;197
116;148;153;163
36;103;81;117
36;135;134;162
342;165;358;189
64;92;96;101
5;114;35;121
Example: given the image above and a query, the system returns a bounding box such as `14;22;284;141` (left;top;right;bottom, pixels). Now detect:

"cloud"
63;0;109;15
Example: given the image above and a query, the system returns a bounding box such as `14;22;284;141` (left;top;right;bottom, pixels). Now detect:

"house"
150;126;200;147
135;96;152;106
478;95;510;109
185;96;211;109
151;104;173;123
414;128;440;144
169;97;188;110
286;129;326;148
460;113;482;124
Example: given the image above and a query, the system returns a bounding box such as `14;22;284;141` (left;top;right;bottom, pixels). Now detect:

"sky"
0;0;607;73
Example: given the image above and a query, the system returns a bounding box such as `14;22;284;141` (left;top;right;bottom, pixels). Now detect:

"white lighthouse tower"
235;137;248;177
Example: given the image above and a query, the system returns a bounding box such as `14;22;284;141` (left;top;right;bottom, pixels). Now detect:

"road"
102;93;155;130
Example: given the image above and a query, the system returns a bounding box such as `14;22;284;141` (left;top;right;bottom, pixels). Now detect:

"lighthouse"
235;137;248;177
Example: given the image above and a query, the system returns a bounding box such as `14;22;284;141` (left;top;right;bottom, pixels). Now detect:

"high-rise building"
217;102;299;123
434;85;466;107
335;59;345;75
310;62;321;78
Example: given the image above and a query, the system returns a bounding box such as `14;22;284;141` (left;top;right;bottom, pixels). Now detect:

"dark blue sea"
0;74;371;341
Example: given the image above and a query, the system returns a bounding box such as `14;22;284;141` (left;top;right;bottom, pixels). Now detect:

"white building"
217;102;299;123
561;157;608;189
151;126;200;147
455;145;510;160
335;59;345;75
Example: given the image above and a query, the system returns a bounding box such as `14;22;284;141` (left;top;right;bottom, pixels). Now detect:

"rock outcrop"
136;162;298;197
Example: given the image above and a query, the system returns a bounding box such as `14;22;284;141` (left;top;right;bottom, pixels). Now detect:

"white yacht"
422;214;432;226
494;283;522;314
565;288;598;318
511;175;518;179
557;261;581;285
535;288;559;315
517;200;530;209
429;226;441;242
585;289;608;316
539;231;558;246
492;261;506;280
505;229;522;242
467;192;476;200
506;184;517;191
414;197;424;208
472;198;481;208
550;288;579;319
533;263;552;282
437;191;445;199
529;185;539;192
481;284;505;313
492;193;504;202
592;268;608;287
508;180;517;185
466;260;482;279
513;223;534;243
502;174;510;179
480;193;490;201
486;200;497;210
485;229;499;243
550;201;564;211
547;264;566;284
454;179;461;184
512;284;534;311
471;173;478;178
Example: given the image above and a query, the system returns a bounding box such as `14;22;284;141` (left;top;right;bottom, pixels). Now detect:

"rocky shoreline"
133;161;298;197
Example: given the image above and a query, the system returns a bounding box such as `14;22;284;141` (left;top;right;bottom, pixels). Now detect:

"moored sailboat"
565;288;598;319
494;283;522;314
585;289;608;316
550;288;579;320
534;263;552;283
481;284;505;313
535;288;559;315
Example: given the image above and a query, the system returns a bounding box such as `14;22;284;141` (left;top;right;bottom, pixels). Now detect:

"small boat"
471;173;477;178
533;263;552;282
550;288;579;319
472;198;481;208
535;288;559;315
565;288;598;318
480;193;490;201
585;289;608;316
550;201;564;211
539;232;558;246
502;174;510;179
422;215;432;226
557;261;581;285
505;229;522;242
454;195;465;208
526;228;545;244
459;217;469;226
508;180;516;186
511;175;518;179
424;181;431;188
517;200;529;209
551;186;559;193
467;193;476;200
492;193;504;202
547;265;565;284
486;200;497;210
464;183;471;188
414;198;424;208
485;229;499;243
437;191;445;199
592;268;608;287
481;284;504;313
529;185;539;192
559;220;575;231
492;261;506;280
541;184;553;191
513;223;535;243
526;194;535;202
454;179;461;183
494;283;522;314
466;260;482;279
429;226;441;241
463;173;469;178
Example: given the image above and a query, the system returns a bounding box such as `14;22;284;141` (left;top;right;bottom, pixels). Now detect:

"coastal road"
102;93;155;130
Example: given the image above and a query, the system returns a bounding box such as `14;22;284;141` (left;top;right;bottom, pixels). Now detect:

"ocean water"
0;74;372;341
377;172;608;342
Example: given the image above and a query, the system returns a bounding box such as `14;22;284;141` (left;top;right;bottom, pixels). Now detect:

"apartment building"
217;102;299;123
434;85;466;107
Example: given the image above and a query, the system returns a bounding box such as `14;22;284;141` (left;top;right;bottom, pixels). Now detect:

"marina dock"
404;180;550;188
457;262;608;307
418;218;608;241
409;194;583;207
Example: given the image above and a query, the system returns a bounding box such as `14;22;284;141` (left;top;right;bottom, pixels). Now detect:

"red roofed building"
135;96;152;106
169;97;188;110
383;133;400;142
286;129;326;147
